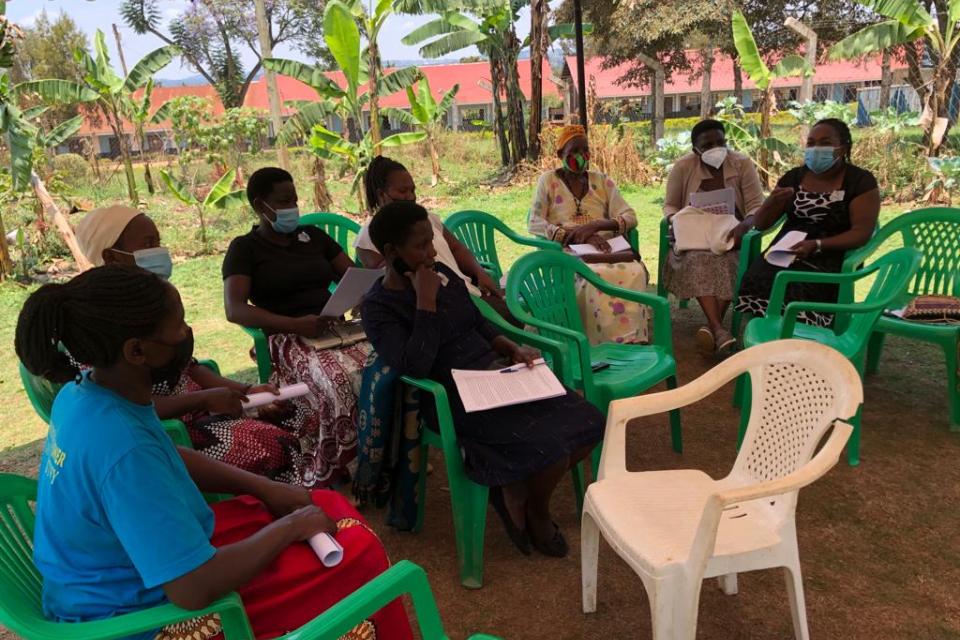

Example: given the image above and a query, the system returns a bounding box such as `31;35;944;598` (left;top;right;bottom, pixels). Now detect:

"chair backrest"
300;212;362;265
18;363;61;425
871;207;960;297
840;247;922;339
731;340;862;517
506;251;587;355
0;474;44;633
445;210;506;281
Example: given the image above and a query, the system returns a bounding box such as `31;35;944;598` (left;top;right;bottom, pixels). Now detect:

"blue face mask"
804;146;840;174
266;204;300;234
116;247;173;280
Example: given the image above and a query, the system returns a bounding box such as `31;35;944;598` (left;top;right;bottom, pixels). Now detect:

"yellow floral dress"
528;169;650;344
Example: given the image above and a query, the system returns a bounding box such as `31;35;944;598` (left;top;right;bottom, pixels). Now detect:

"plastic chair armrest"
195;359;221;375
18;593;253;640
767;266;880;315
503;310;593;383
717;421;853;505
162;419;192;449
499;227;562;251
278;562;444;640
780;299;890;337
242;326;272;383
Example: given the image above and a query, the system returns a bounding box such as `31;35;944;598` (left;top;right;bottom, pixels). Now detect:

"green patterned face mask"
564;152;588;173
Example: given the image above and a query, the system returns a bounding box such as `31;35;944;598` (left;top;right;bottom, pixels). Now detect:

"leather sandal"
528;521;568;558
489;487;532;556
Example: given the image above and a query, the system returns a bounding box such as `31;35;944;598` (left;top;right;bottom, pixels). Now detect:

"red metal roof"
77;82;226;136
563;52;906;98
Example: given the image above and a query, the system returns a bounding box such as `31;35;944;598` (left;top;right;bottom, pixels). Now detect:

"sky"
8;0;536;82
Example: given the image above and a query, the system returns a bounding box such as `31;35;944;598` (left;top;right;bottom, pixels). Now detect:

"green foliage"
870;107;921;133
160;168;244;251
202;107;269;169
652;131;691;176
49;153;91;188
787;100;856;127
925;156;960;199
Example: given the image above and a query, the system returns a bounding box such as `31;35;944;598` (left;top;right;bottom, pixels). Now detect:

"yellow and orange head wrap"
555;125;587;155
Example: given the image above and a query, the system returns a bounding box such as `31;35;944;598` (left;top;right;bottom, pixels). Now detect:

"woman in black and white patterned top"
735;118;880;327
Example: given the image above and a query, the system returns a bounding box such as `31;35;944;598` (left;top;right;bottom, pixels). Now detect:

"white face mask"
113;247;173;280
700;147;728;169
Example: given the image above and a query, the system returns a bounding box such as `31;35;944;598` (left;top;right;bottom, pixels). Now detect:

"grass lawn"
1;133;957;639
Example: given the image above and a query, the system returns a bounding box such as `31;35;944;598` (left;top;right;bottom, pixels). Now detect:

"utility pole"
112;24;129;76
784;17;816;104
254;0;290;171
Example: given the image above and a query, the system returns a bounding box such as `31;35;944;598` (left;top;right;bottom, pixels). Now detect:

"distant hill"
154;74;209;87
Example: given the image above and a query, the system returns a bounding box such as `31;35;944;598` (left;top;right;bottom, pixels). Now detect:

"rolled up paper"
308;532;343;568
241;382;310;409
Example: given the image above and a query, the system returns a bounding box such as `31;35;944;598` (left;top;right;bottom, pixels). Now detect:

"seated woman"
75;205;300;483
735;118;880;327
662;119;764;354
355;155;517;324
528;125;650;344
15;265;411;640
223;168;371;487
360;201;605;557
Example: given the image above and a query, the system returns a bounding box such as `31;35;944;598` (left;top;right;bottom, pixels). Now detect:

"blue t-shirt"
34;374;216;635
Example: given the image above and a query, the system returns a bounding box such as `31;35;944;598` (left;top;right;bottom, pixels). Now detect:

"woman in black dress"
735;118;881;327
360;201;604;558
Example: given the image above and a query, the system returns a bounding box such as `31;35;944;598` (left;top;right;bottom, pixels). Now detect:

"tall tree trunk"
137;128;155;194
428;132;441;186
490;56;510;167
108;106;139;204
503;31;528;165
700;45;714;118
527;0;546;161
759;86;775;188
31;172;94;271
312;156;333;211
638;53;664;144
369;41;382;153
879;48;892;110
925;61;955;156
0;209;12;278
733;59;745;104
88;133;102;181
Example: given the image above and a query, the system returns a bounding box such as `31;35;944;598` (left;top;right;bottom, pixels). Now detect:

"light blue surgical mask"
265;203;300;234
804;146;840;174
115;247;173;280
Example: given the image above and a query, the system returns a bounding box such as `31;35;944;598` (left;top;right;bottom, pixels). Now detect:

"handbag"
670;206;741;255
303;319;368;349
901;295;960;324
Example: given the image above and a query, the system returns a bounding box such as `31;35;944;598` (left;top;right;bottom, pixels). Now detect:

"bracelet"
815;239;823;253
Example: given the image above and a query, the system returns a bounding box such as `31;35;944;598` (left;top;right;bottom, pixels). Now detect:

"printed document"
765;230;808;268
321;267;384;317
690;187;736;216
452;359;566;413
568;235;632;256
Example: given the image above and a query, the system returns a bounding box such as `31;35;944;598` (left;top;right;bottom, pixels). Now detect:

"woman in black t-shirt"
735;119;881;328
222;167;372;487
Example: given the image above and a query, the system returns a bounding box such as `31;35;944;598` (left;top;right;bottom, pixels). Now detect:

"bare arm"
223;275;314;335
821;188;880;251
357;248;385;269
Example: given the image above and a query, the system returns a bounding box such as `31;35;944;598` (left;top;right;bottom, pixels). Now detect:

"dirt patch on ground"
2;308;958;639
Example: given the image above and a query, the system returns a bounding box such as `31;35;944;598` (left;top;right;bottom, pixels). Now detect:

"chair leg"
667;375;682;453
645;575;700;640
679;298;689;310
865;331;887;376
412;443;430;534
944;340;960;432
846;406;862;467
572;462;586;516
581;511;600;613
447;471;488;589
783;563;811;640
716;573;738;595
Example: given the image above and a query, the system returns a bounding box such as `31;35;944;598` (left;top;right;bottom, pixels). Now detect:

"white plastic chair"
581;340;862;640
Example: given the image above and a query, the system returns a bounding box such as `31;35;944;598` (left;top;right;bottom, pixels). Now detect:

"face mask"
265;203;300;234
148;327;195;389
115;247;173;280
699;147;728;169
564;152;588;174
804;146;840;174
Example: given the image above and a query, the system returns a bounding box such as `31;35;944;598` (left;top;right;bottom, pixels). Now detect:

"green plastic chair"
839;207;960;431
242;213;363;383
505;250;682;453
18;359;221;450
736;247;922;466
655;216;689;309
402;296;583;589
444;209;561;283
0;473;499;640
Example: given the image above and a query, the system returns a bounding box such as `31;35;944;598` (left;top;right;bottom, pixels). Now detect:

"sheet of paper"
765;230;808;268
690;187;735;216
321;267;384;317
568;235;632;256
308;533;343;567
241;382;310;409
451;359;566;413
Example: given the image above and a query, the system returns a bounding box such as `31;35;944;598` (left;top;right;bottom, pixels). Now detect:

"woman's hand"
766;186;795;210
257;481;316;519
586;233;611;252
725;220;754;249
790;239;818;259
410;264;442;309
565;222;601;245
247;383;280;396
203;387;246;417
583;250;635;264
510;344;541;367
280;504;337;540
475;270;504;298
293;314;332;338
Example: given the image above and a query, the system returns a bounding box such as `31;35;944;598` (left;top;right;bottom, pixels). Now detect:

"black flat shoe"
489;487;532;556
528;522;568;558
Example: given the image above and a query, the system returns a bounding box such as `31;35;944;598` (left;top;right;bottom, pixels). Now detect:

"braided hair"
364;156;407;213
813;118;854;162
15;265;172;383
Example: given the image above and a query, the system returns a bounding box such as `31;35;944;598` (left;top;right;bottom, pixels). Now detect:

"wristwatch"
814;239;823;254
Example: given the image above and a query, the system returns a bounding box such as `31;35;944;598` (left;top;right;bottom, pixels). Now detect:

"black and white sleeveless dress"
735;165;878;327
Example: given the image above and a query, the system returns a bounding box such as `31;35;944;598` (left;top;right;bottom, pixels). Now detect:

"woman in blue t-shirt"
15;265;412;640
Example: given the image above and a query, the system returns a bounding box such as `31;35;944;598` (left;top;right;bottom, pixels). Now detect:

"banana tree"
384;77;459;185
18;30;178;204
403;0;528;166
731;11;813;186
121;78;157;194
829;0;960;155
160;168;244;252
263;1;423;213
